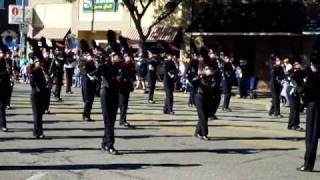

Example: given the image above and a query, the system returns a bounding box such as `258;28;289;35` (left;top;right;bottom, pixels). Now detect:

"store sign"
83;0;118;12
8;5;33;24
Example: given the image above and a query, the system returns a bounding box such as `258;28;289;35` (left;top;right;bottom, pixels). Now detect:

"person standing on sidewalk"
42;51;54;114
30;57;47;139
5;51;14;110
147;53;158;104
135;53;147;92
64;53;76;94
297;61;320;172
163;54;178;115
98;52;121;155
269;58;285;118
221;55;235;112
118;54;135;127
185;55;199;107
53;48;65;102
283;58;293;107
0;49;10;132
194;63;219;141
81;55;97;122
287;62;305;131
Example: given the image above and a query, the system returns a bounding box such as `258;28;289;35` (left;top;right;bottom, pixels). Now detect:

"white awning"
123;26;179;42
30;28;70;40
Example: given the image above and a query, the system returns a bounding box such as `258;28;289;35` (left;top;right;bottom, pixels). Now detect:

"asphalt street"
0;84;319;180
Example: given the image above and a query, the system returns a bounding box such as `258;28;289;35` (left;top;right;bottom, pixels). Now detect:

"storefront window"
0;0;4;9
16;0;29;6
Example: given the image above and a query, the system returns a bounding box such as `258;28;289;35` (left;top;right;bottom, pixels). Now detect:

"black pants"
101;88;119;148
163;83;174;113
119;90;130;124
304;102;320;170
31;91;45;136
54;74;63;99
269;88;281;116
44;88;51;111
195;93;209;136
238;78;247;98
211;95;221;116
6;84;13;107
82;77;96;119
148;77;156;101
223;79;232;109
65;68;74;93
188;86;196;105
0;96;7;129
96;80;101;97
288;93;301;128
55;81;63;99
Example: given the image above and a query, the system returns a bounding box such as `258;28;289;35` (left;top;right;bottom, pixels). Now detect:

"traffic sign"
8;5;33;25
20;23;29;34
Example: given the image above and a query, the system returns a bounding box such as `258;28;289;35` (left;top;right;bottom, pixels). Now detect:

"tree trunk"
182;0;192;52
138;38;147;54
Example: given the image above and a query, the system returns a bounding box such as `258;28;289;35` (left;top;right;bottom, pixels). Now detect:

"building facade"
189;0;320;88
28;0;160;44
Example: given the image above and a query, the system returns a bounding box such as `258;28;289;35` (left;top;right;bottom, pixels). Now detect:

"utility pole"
19;0;27;57
91;0;95;32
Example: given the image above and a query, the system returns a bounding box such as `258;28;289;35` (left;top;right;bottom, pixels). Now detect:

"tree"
153;0;183;27
122;0;183;52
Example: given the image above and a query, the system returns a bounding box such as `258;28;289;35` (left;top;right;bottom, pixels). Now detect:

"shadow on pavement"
0;163;202;171
0;134;190;141
0;147;298;155
121;147;298;155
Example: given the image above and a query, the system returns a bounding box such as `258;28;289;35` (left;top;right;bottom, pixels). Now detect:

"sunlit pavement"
0;84;319;180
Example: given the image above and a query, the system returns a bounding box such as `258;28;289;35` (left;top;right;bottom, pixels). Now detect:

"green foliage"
122;0;182;41
153;0;183;27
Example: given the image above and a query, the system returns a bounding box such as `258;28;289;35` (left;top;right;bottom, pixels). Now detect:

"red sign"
12;7;19;16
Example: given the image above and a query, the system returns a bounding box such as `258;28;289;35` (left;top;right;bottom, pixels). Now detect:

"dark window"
16;0;29;6
0;0;4;9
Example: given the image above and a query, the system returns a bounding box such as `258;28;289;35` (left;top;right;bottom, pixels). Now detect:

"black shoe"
56;98;63;102
222;108;232;112
120;122;132;128
35;134;46;139
1;127;8;132
201;136;209;141
210;115;218;120
101;145;118;155
194;133;202;139
45;110;51;114
194;134;209;141
6;106;13;110
296;165;313;172
107;147;119;155
83;117;94;122
294;127;305;132
101;144;107;151
274;114;284;118
169;111;175;115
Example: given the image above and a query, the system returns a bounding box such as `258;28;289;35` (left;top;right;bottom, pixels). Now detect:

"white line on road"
26;173;47;180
